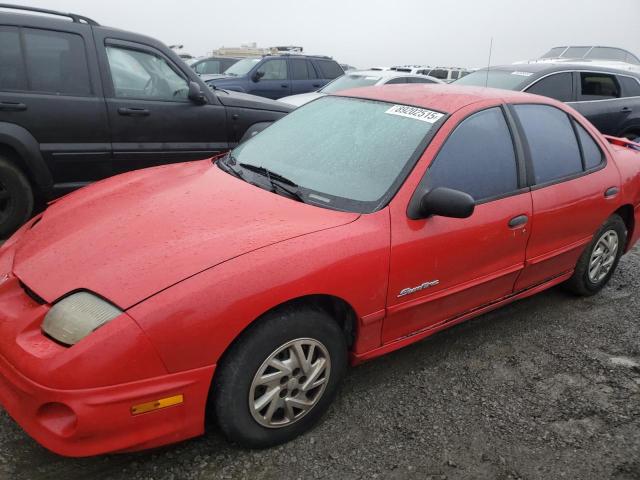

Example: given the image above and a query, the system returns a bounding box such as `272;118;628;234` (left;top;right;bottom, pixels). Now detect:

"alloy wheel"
588;230;619;283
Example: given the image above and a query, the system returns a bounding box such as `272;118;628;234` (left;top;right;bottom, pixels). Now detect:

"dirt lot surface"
0;245;638;480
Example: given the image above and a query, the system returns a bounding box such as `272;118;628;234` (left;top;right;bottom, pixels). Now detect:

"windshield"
540;47;566;58
320;74;382;93
454;69;530;90
224;58;261;76
227;96;444;212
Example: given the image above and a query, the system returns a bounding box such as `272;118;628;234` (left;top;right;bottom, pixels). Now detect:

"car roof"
335;84;548;114
346;70;434;79
483;63;640;77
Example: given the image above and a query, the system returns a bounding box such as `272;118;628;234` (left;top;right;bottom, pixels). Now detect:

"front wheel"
564;215;627;296
212;305;347;448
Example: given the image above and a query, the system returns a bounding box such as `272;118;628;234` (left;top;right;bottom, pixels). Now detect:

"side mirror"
410;187;475;220
188;81;206;104
252;70;265;82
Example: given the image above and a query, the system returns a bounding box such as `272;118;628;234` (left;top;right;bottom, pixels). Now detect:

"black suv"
455;63;640;140
205;55;345;99
0;5;291;235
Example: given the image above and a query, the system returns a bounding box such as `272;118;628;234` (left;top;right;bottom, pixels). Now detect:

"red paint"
0;85;638;456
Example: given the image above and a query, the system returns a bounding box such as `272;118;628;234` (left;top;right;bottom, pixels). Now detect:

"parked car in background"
518;46;640;74
189;56;241;81
1;85;638;456
0;4;291;236
455;64;640;140
205;54;344;99
340;64;357;72
415;66;471;83
279;69;443;107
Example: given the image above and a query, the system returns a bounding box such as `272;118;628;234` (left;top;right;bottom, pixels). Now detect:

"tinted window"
428;69;448;80
514;104;583;184
427;108;518;201
580;73;620;99
23;28;91;96
291;59;313;80
315;60;344;79
106;46;189;101
0;26;26;91
618;76;640;97
454;69;530;90
258;59;287;80
196;60;222;74
386;77;407;85
575;122;603;169
409;77;436;84
451;71;460;80
525;72;573;102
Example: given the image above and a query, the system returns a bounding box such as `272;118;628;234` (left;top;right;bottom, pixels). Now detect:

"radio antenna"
485;37;493;87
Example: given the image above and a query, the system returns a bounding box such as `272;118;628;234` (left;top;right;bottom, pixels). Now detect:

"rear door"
96;36;228;173
249;59;291;99
0;23;110;192
385;106;532;341
568;72;628;135
511;103;621;290
289;58;322;95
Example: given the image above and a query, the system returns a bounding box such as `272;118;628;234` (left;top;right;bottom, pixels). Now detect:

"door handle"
604;187;619;198
508;215;529;228
312;83;321;88
117;107;150;117
281;84;289;88
0;102;27;111
621;107;632;113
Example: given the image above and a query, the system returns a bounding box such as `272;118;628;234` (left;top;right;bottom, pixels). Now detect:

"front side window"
23;28;91;96
227;96;442;212
195;60;222;75
257;59;287;80
525;72;573;102
514;104;583;184
0;26;26;91
425;108;518;202
106;46;188;101
320;74;380;93
579;72;620;100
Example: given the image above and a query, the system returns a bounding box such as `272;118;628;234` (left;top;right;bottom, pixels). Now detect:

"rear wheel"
212;305;347;448
0;156;33;238
564;215;627;296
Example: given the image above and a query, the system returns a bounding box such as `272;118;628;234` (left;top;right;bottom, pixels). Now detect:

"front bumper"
0;350;214;457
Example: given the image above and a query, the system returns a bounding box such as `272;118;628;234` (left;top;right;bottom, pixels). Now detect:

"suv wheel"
564;215;627;296
213;305;347;448
0;157;33;238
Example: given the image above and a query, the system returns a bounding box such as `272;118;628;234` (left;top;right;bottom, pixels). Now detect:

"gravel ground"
0;245;638;480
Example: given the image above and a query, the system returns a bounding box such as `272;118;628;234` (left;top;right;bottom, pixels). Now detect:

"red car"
0;85;638;457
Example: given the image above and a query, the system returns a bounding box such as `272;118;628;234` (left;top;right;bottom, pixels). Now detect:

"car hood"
12;161;358;309
278;92;325;108
215;89;292;113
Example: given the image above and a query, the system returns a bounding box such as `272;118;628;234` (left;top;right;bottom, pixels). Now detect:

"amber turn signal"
131;395;184;415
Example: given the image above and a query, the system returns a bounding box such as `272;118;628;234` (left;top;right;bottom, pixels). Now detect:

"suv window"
514;104;583;184
618;75;640;97
426;107;518;201
0;26;27;91
451;71;460;80
23;28;91;96
525;72;573;102
315;59;344;79
291;59;317;80
258;59;287;80
106;46;189;101
386;77;407;85
574;122;603;169
428;69;449;80
579;72;620;100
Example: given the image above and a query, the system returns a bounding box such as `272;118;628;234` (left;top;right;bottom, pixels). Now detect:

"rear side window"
290;59;317;80
409;77;436;84
315;60;344;79
451;71;460;80
574;122;603;169
426;107;518;202
579;72;620;100
386;77;407;85
618;76;640;97
514;104;583;184
23;28;91;96
525;72;573;102
0;26;27;91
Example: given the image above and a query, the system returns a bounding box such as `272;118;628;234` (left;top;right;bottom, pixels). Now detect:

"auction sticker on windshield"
385;105;444;123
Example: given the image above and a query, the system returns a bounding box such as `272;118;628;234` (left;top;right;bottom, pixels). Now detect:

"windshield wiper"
238;163;305;202
218;154;245;180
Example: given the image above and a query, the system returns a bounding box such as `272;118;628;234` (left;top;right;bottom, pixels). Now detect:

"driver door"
99;39;228;174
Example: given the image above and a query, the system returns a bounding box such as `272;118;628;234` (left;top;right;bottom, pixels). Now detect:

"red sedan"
0;85;638;457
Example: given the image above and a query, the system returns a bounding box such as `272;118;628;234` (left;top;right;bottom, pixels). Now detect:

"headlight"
42;292;123;346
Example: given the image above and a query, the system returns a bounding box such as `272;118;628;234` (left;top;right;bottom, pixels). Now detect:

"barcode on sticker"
385;105;444;123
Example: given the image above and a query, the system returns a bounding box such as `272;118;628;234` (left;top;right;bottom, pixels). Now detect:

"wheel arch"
0;122;53;193
614;204;635;252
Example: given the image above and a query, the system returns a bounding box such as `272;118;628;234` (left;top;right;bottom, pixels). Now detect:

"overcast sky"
6;0;640;68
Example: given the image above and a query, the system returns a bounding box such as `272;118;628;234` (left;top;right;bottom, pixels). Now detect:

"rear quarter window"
315;60;344;80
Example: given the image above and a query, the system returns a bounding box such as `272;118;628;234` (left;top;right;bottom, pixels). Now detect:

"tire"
563;215;627;296
0;156;33;238
213;305;348;448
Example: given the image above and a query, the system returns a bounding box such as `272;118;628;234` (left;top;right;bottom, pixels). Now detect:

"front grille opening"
19;281;46;305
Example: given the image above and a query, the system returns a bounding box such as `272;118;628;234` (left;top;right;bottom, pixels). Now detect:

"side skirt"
350;270;573;365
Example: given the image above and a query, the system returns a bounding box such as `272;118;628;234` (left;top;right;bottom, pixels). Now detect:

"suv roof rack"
0;3;100;26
